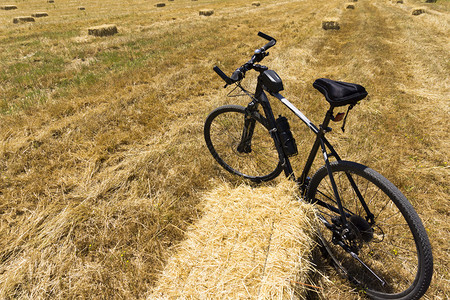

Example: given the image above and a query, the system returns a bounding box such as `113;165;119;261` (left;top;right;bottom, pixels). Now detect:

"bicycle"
204;32;433;300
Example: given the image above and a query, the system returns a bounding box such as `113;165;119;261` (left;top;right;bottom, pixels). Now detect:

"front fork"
238;96;295;179
236;109;256;154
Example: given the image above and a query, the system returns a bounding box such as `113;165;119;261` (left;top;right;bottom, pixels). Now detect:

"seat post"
321;106;335;131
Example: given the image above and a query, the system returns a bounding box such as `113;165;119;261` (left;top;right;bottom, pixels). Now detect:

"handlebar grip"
257;32;276;51
258;31;275;41
213;66;233;85
261;40;276;51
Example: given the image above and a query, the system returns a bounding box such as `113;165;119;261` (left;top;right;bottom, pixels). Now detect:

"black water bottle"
276;116;298;157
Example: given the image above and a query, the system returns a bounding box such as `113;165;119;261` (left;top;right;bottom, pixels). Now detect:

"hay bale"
31;12;49;18
412;7;426;15
252;2;261;6
346;3;355;9
199;9;214;16
88;24;118;37
13;16;35;24
78;7;85;10
322;19;340;30
1;5;18;10
151;181;317;298
155;3;165;7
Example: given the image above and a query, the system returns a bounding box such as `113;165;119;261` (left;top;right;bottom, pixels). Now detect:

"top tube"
271;93;319;134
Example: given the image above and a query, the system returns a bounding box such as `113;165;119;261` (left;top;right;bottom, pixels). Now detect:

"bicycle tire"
204;104;282;182
307;161;433;300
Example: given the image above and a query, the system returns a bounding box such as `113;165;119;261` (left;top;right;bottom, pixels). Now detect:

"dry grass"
0;0;448;298
151;180;318;299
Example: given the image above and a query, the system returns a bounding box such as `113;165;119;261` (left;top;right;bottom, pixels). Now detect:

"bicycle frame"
247;78;375;226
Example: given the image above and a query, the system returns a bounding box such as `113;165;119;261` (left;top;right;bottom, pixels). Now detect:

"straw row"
150;180;318;299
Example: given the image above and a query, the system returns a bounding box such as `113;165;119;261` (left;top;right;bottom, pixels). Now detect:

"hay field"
0;0;448;298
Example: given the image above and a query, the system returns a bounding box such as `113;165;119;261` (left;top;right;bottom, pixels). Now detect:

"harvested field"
0;0;448;299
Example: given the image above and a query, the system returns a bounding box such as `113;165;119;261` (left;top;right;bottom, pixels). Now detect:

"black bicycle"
204;32;433;300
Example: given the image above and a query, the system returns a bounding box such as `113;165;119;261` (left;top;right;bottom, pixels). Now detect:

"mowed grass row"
0;0;448;298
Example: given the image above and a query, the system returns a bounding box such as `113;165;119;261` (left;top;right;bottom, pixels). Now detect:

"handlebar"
213;32;276;87
213;66;233;85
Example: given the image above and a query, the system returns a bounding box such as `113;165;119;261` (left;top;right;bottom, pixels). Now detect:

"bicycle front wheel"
204;105;282;182
307;161;433;300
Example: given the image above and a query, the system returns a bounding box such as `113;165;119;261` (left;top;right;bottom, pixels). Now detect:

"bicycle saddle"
313;78;368;107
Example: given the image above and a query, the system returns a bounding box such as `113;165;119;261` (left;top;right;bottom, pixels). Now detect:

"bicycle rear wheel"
204;105;282;182
307;161;433;300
